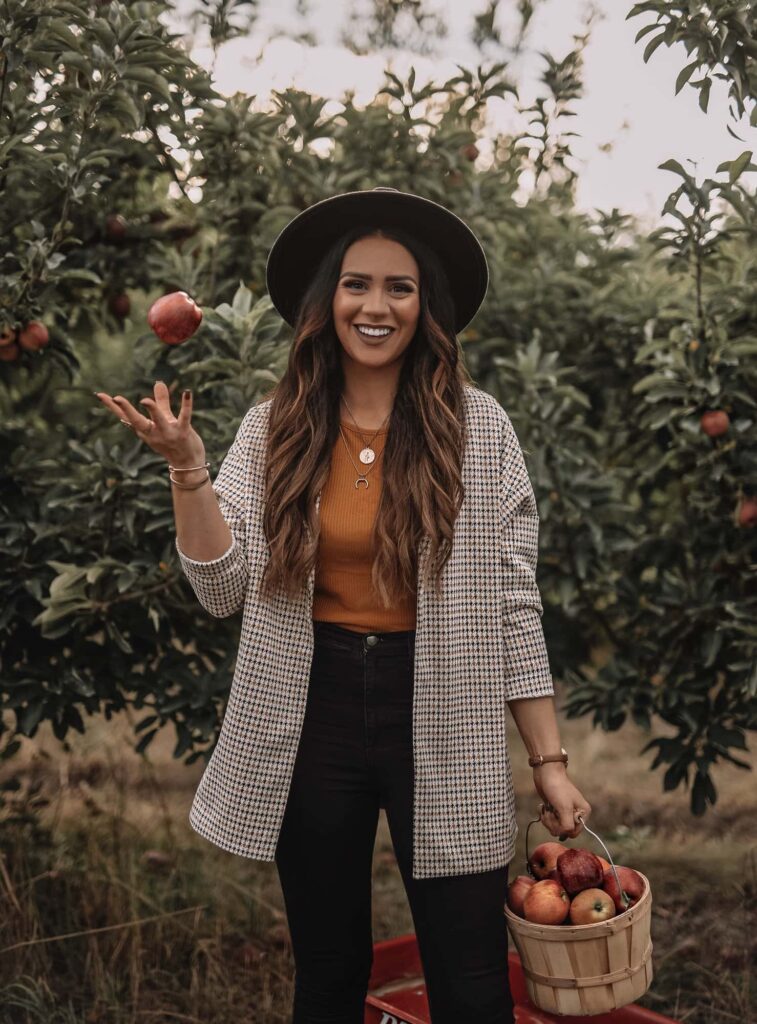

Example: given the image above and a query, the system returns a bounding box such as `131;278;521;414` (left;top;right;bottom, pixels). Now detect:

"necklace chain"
340;397;391;489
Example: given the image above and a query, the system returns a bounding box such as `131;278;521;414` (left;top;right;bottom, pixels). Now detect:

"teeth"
356;326;392;337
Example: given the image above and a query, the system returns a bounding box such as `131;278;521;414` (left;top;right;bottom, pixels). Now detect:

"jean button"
365;634;380;647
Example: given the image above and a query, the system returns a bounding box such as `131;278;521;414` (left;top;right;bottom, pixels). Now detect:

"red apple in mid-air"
556;847;604;894
602;865;645;913
523;879;570;925
18;321;49;351
147;290;203;345
569;887;616;925
528;841;565;880
506;875;536;918
700;410;729;437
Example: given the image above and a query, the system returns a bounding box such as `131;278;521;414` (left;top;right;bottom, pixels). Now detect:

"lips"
354;325;395;340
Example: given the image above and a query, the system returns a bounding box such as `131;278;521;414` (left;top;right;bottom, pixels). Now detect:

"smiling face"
332;234;421;371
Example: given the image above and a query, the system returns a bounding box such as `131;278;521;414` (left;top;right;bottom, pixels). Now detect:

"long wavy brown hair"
257;223;478;607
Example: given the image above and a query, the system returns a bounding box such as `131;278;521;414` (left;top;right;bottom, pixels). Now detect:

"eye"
344;280;412;294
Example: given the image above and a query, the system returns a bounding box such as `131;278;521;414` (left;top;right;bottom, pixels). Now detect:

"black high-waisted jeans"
274;620;515;1024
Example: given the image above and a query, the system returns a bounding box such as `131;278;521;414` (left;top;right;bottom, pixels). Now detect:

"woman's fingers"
151;380;176;419
176;387;192;428
112;394;155;433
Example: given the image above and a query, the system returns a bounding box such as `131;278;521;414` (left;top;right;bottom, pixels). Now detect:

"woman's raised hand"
94;381;206;466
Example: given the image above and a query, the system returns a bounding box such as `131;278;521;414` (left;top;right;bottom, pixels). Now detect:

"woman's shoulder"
244;389;507;434
463;383;510;432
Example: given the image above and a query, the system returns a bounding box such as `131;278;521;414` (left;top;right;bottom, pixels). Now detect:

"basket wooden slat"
504;871;653;1016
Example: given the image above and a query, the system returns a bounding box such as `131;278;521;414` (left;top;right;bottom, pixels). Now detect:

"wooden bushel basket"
504;809;654;1017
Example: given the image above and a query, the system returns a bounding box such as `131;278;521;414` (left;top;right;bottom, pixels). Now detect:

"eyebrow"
340;271;417;284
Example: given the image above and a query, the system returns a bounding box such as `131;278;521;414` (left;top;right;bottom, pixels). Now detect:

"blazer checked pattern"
175;384;555;879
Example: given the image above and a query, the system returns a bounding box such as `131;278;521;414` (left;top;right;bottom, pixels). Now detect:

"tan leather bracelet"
528;747;568;768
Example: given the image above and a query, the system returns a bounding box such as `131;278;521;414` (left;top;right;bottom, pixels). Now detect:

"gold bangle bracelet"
169;470;211;490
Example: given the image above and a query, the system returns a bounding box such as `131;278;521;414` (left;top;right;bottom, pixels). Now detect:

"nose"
360;286;392;317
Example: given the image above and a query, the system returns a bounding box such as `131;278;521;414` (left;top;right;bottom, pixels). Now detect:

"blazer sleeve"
499;411;555;701
174;407;257;618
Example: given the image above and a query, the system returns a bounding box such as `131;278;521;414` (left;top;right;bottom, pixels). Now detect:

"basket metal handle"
525;805;630;911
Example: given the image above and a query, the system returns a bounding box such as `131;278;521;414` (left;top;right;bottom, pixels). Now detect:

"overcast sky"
168;0;754;229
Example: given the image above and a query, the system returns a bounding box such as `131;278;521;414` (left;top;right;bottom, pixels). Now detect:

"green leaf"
120;67;173;104
18;702;46;735
54;268;104;284
59;51;90;74
658;158;690;181
675;59;699;95
105;620;134;654
135;728;158;754
728;149;753;183
643;31;667;62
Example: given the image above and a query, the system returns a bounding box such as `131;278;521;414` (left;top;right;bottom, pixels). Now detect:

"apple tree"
0;0;754;821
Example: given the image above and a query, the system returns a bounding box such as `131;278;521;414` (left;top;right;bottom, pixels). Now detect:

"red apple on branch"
18;321;49;351
506;875;535;918
0;343;19;361
737;497;757;527
700;410;729;437
108;293;131;319
523;879;570;925
602;865;645;913
556;847;604;894
147;291;203;345
569;887;616;925
528;841;565;880
0;324;17;347
105;213;128;241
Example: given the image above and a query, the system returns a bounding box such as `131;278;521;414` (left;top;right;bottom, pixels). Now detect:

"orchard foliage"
0;0;755;818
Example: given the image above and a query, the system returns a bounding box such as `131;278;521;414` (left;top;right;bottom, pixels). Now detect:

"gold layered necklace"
339;397;391;489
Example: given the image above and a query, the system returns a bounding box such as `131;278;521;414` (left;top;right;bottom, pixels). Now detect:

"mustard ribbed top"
312;421;417;633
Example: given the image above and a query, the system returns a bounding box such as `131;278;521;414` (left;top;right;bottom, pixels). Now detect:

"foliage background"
0;1;755;1019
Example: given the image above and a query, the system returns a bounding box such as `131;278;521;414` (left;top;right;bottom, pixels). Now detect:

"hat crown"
266;187;489;333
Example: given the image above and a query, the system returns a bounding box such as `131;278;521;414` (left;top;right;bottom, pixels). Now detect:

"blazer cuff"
175;532;240;572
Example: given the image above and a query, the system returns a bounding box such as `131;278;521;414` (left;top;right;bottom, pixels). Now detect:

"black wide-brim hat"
265;186;489;334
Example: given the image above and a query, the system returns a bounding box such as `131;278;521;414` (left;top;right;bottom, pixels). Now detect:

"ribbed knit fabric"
312;420;417;633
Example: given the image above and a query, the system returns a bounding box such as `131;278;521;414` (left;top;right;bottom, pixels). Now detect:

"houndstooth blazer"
175;383;555;879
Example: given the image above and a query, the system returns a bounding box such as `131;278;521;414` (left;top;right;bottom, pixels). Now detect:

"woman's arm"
508;694;591;840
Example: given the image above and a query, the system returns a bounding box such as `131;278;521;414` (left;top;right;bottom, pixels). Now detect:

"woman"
95;186;591;1024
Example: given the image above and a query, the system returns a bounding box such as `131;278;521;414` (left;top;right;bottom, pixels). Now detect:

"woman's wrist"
532;761;568;775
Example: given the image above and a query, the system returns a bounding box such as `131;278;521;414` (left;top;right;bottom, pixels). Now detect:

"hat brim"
265;188;489;334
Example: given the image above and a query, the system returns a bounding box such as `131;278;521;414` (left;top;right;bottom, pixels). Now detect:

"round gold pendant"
359;447;375;465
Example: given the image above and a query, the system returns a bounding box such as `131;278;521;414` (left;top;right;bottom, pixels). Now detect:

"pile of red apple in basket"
507;841;645;925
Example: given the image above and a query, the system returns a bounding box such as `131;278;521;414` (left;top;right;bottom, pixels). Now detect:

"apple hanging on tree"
18;321;49;351
147;291;203;345
737;496;757;527
700;410;730;437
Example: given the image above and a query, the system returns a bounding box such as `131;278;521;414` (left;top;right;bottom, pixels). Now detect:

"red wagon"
365;933;678;1024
